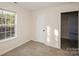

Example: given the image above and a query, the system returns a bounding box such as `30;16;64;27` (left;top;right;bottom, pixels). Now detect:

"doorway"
61;11;78;50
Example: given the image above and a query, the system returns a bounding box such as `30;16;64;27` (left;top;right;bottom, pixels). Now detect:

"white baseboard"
32;40;60;49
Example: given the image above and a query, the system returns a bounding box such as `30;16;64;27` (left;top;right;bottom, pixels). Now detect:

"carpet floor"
2;40;79;56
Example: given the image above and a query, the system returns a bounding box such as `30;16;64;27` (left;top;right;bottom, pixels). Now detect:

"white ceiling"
16;2;74;11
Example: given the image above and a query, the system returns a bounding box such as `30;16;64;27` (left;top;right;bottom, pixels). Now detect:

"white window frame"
0;8;17;42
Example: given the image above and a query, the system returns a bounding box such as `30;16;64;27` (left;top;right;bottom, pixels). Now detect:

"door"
36;15;47;43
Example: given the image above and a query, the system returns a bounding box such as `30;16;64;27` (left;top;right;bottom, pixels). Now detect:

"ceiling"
16;2;75;11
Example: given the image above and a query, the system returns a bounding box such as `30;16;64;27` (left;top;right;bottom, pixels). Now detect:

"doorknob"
43;29;45;32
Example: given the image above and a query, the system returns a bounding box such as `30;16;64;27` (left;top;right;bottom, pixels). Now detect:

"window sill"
0;37;16;42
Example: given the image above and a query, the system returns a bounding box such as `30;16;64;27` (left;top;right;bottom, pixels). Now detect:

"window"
0;9;16;40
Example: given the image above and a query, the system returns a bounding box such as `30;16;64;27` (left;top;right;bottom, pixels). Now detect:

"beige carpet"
2;40;79;56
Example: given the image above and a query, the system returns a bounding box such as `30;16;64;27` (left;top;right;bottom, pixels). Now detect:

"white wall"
0;3;32;55
0;3;79;55
32;3;79;49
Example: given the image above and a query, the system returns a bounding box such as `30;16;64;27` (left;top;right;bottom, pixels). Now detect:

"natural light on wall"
46;25;50;43
54;28;59;41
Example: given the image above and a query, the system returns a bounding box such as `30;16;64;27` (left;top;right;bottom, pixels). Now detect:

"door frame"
60;11;79;49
